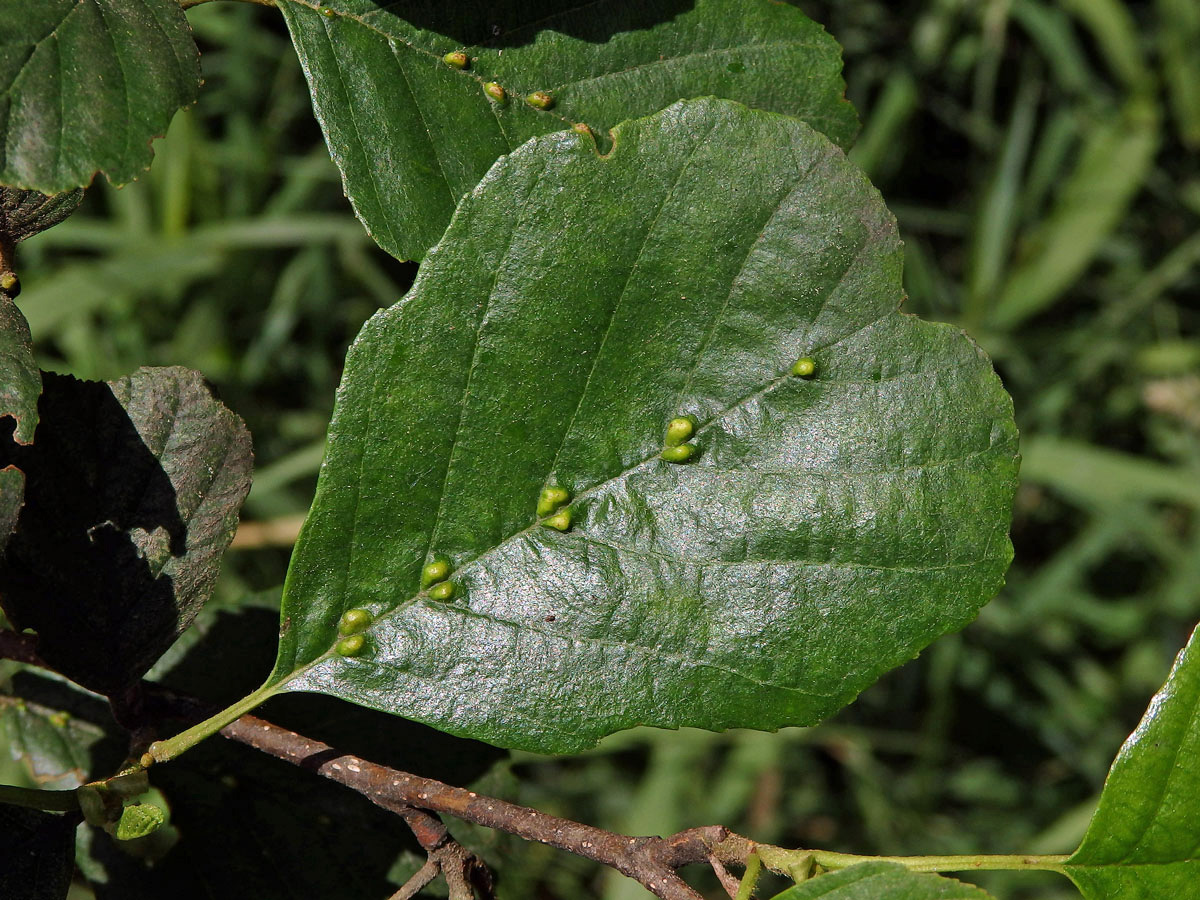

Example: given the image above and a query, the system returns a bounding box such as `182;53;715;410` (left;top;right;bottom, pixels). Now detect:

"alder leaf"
265;99;1018;753
0;695;106;790
1065;623;1200;898
767;863;996;899
278;0;857;261
0;368;252;695
0;298;39;550
0;0;200;193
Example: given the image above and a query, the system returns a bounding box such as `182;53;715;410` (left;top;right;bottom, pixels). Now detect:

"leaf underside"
0;695;105;790
0;0;200;193
1065;623;1200;899
767;863;995;899
271;99;1018;754
278;0;857;261
0;367;252;695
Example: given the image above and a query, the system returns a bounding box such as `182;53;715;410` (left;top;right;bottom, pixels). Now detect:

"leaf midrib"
287;343;989;682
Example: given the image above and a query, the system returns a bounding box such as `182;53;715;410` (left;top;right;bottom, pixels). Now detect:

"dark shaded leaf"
0;367;252;695
0;806;76;900
0;0;200;193
0;187;86;246
0;300;38;444
0;298;39;550
0;694;106;790
271;99;1018;752
279;0;857;261
767;863;995;899
76;602;504;900
1065;623;1200;898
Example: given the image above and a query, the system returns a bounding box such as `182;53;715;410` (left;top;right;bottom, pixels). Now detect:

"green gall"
543;509;572;532
572;122;592;138
115;803;165;841
661;444;695;463
429;581;456;601
335;634;366;657
442;50;469;69
791;357;816;378
664;416;695;447
525;90;555;110
421;558;450;586
537;485;571;517
48;710;70;728
0;271;19;298
320;6;335;17
484;82;506;103
337;607;373;635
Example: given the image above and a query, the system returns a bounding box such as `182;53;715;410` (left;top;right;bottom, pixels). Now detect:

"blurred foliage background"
5;0;1199;897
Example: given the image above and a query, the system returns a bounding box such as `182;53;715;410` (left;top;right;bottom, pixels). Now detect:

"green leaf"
0;300;38;444
0;0;200;193
0;298;39;551
1064;623;1200;898
278;0;857;261
0;367;252;695
0;187;85;248
0;695;106;790
270;99;1018;753
767;863;996;899
0;806;75;900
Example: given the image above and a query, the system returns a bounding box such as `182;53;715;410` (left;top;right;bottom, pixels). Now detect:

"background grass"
8;1;1200;897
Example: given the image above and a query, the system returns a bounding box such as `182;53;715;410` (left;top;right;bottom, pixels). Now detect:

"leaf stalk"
146;682;278;764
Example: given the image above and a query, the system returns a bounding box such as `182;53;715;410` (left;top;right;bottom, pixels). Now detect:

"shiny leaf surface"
1066;624;1200;898
279;0;857;261
272;99;1018;752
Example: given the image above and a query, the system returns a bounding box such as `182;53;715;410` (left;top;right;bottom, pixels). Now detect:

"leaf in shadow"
73;604;503;900
0;186;85;248
0;298;39;550
0;806;76;900
0;367;252;695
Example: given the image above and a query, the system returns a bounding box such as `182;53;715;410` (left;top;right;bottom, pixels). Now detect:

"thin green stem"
0;783;79;812
734;853;761;900
809;850;1071;875
147;683;279;764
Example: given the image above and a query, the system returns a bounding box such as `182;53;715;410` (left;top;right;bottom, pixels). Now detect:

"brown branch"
1;650;755;896
220;714;729;900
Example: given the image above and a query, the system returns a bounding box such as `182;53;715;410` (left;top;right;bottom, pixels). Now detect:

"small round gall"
421;558;450;587
337;607;373;635
543;509;572;532
664;416;695;447
335;634;366;657
537;485;571;517
484;82;507;103
791;357;816;378
660;444;695;463
525;91;554;110
442;51;469;70
429;581;456;602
